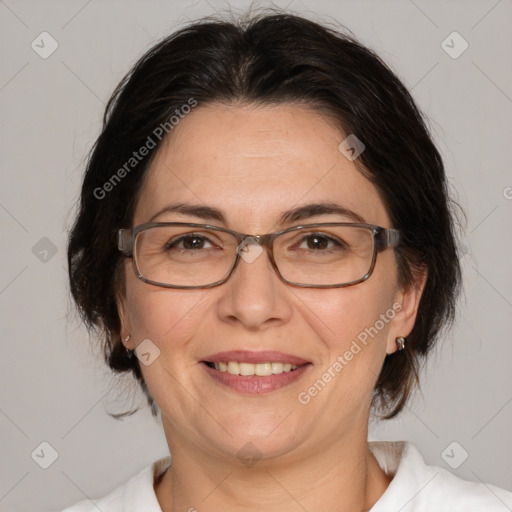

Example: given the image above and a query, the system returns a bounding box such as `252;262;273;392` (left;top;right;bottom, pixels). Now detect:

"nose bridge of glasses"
227;232;282;287
250;233;273;248
234;233;275;264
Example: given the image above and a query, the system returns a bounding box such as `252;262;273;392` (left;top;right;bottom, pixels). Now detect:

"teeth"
239;362;255;376
271;362;283;374
255;363;272;376
227;361;239;374
213;361;299;376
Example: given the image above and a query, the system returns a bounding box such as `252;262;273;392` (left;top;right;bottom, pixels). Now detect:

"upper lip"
202;350;310;365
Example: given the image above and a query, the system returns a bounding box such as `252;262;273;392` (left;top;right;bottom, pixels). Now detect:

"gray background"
0;0;511;510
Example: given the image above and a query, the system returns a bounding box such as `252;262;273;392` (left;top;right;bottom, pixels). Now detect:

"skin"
117;103;426;512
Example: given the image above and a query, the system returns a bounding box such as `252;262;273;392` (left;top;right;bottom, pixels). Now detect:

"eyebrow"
149;203;225;223
148;201;366;225
279;202;366;224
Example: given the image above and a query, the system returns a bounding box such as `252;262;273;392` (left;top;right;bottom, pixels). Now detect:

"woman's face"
119;103;422;463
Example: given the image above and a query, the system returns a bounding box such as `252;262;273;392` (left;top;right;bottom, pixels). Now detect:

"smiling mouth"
203;361;302;376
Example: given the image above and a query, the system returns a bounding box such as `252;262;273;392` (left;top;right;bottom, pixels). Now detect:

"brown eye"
181;235;207;250
166;234;214;251
297;234;345;252
305;235;331;250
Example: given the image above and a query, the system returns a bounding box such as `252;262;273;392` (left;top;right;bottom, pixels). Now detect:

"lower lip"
201;362;311;394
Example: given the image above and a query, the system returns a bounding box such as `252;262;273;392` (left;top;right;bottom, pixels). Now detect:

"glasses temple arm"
376;228;400;250
118;229;134;255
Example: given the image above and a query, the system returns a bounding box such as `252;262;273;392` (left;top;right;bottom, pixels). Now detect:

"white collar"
64;441;512;511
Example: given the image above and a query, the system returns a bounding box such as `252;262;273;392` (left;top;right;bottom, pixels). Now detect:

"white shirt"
62;441;512;511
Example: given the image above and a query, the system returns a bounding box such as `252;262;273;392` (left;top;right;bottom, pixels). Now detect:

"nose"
215;242;293;331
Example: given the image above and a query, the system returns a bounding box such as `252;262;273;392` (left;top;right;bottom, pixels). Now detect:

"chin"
211;411;303;460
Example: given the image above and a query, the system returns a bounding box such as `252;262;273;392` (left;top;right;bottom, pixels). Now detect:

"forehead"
134;103;390;229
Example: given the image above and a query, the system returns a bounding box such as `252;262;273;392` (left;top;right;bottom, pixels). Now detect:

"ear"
386;268;428;355
116;292;135;350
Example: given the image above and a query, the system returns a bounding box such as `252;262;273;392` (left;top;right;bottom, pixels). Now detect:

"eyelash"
294;234;345;252
165;232;346;253
165;234;217;251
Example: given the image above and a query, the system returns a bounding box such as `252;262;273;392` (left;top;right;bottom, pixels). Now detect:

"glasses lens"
274;225;375;286
134;225;238;287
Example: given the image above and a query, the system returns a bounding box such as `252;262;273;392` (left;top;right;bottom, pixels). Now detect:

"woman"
64;11;512;512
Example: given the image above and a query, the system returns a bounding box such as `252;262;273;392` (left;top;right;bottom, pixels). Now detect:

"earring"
123;334;134;358
395;336;406;351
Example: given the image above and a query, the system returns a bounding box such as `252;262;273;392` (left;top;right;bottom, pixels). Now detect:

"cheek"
124;272;210;352
295;254;398;374
301;285;396;349
296;283;397;413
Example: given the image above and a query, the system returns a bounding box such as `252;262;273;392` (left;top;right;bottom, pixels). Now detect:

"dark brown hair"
68;11;461;419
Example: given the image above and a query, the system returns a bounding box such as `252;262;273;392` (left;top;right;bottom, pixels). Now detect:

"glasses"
118;222;400;289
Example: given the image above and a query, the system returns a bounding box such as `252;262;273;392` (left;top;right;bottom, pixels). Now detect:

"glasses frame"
118;222;400;289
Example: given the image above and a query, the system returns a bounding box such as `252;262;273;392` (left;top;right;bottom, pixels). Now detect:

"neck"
155;427;391;512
